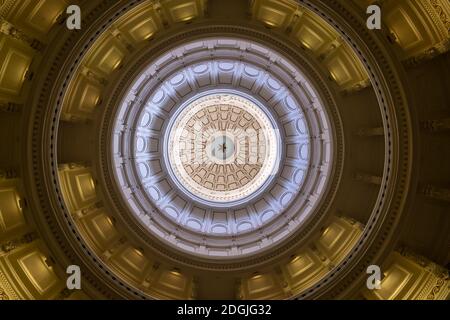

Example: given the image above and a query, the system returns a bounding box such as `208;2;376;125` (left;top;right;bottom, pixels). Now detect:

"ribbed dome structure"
110;36;333;259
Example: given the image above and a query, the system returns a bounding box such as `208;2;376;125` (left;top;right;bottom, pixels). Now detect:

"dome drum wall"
20;0;417;300
165;91;281;206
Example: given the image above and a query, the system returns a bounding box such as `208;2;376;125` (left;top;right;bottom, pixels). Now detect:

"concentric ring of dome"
112;37;333;258
166;91;280;205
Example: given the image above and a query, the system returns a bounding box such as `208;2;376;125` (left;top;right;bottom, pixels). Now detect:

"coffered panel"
282;248;329;293
316;216;363;263
161;0;207;23
62;73;102;120
110;246;151;284
383;0;450;59
0;241;63;299
58;164;98;212
84;34;128;77
239;272;286;299
150;269;194;299
294;12;338;53
115;3;162;43
0;36;32;99
324;45;369;91
250;0;298;28
362;251;450;300
76;209;119;253
0;186;25;236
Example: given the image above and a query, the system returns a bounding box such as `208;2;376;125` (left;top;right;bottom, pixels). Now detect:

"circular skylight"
165;91;280;205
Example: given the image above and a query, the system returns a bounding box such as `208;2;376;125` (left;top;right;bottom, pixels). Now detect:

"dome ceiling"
0;0;448;301
111;37;333;258
166;91;279;205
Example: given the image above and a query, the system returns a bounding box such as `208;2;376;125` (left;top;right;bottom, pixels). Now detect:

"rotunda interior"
0;0;448;300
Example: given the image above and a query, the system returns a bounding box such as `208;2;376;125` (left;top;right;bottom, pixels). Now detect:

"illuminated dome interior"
111;36;332;258
0;0;448;301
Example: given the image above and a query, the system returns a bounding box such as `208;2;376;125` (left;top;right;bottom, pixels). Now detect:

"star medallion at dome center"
166;92;279;204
